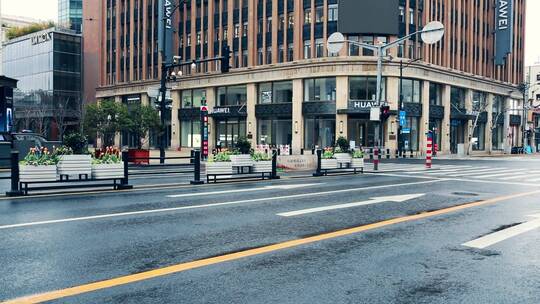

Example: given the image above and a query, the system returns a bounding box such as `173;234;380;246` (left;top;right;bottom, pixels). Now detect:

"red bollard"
374;147;379;171
426;135;433;169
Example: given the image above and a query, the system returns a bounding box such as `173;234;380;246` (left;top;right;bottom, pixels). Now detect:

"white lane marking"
0;180;443;230
528;177;540;182
447;168;509;177
462;214;540;249
499;173;533;180
277;193;425;217
166;184;319;198
425;167;483;175
472;169;528;178
367;172;540;187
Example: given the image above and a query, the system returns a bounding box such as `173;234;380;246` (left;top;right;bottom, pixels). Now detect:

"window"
278;44;285;62
304;78;337;102
536;74;540;81
328;4;338;21
350;77;386;101
304;8;312;24
362;36;374;56
287;43;294;61
409;8;414;25
304;40;311;59
258;119;292;146
429;83;442;105
399;6;405;23
315;38;324;57
258;48;264;65
304;117;335;149
472;91;487;112
403;117;420;151
181;119;201;148
266;46;272;64
267;16;272;32
401;79;422;103
288;13;294;29
242;22;248;37
451;87;466;109
279;14;285;31
473;123;486;151
234;23;240;38
348;35;360;56
315;6;324;23
217;85;247;106
258;81;293;104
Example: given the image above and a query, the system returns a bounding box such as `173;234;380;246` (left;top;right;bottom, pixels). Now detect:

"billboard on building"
338;0;399;35
158;0;174;64
495;0;514;65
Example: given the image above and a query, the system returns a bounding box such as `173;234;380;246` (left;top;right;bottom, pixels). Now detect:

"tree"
52;94;82;140
83;100;130;147
126;104;161;149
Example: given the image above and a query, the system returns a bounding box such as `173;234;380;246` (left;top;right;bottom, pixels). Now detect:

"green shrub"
64;132;88;154
235;137;252;154
336;136;350;153
352;150;364;159
251;152;271;161
212;152;231;162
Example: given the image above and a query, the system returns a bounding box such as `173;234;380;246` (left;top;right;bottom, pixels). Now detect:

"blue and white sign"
495;0;514;65
399;111;407;126
402;128;411;134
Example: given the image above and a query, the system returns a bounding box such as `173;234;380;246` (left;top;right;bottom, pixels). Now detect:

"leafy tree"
83;100;130;147
126;104;161;149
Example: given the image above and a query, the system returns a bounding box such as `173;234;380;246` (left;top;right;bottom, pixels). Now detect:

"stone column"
441;85;451;154
419;81;430;155
246;83;257;148
465;89;473;153
386;77;400;152
206;88;216;152
114;95;122;147
335;76;348;140
486;93;494;154
141;93;151;149
170;90;180;150
292;79;304;154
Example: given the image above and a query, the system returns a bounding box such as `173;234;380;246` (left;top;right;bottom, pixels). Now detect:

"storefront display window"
349;77;386;101
492;125;504;150
304;117;335;149
258;81;293;104
402;117;420;151
217;85;247;106
304;78;336;102
181;120;201;148
401;79;421;103
473;123;486;151
429;119;442;151
215;118;246;149
258;119;292;146
182;89;206;108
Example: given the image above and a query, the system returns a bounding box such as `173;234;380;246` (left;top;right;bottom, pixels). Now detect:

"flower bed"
92;147;124;179
19;147;57;182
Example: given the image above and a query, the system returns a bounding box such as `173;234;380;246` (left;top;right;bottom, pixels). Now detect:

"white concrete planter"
20;165;57;182
351;158;365;169
92;163;124;179
230;154;254;167
321;158;338;170
206;162;233;175
57;155;92;179
334;153;352;168
252;161;272;173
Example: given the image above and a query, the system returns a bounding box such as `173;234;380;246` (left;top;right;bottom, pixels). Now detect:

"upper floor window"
182;89;207;108
304;8;312;24
409;8;414;25
429;83;442;105
451;87;466;109
399;6;405;23
401;79;422;103
315;6;324;23
217;85;247;106
328;4;338;22
350;76;386;101
259;81;293;104
304;78;337;102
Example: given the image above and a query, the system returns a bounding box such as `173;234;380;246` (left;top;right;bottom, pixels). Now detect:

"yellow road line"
6;189;534;304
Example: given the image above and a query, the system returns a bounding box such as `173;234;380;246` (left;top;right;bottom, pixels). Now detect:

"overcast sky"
2;0;540;66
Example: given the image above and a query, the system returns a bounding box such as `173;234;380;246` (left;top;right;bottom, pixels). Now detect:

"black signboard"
338;0;399;35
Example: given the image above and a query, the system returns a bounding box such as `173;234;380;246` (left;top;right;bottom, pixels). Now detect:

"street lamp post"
398;57;422;156
327;21;445;170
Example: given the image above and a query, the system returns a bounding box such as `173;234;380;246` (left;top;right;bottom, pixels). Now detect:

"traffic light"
221;45;231;73
380;105;391;120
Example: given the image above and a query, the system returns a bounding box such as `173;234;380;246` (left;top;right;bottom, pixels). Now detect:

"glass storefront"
258;119;292;146
259;81;293;104
181;119;201;148
429;119;442;151
304;78;336;101
347;119;380;148
217;85;247;106
450;119;467;154
304;117;335;149
216;118;246;149
473;123;486;151
401;78;421;103
492;125;504;150
402;117;420;151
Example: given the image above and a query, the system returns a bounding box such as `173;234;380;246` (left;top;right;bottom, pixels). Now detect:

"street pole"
398;60;403;156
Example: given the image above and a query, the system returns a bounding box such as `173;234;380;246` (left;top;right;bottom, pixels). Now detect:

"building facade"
59;0;83;33
2;28;82;139
82;0;103;104
526;64;540;151
96;0;526;155
0;14;42;75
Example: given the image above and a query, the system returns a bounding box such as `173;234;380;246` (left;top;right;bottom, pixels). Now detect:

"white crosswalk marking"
474;169;527;178
447;168;508;177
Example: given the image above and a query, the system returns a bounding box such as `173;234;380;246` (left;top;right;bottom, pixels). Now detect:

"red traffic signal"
380;106;391;120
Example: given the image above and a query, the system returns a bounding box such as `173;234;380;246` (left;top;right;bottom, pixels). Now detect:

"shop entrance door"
348;119;379;149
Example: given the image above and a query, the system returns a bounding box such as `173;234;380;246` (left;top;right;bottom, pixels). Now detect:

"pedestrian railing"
313;149;364;177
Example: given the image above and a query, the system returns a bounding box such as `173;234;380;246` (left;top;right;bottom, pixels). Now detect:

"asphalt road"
1;157;540;303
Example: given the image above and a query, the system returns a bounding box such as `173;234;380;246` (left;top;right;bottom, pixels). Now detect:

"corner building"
97;0;526;155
